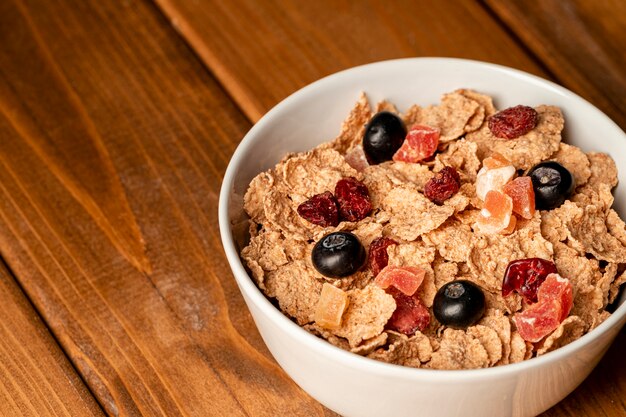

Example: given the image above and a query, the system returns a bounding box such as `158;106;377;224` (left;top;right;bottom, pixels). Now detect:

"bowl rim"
219;57;626;381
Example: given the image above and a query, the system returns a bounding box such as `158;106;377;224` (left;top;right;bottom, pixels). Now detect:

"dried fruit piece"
528;161;575;210
363;112;407;164
312;232;366;278
513;274;573;342
424;166;461;204
369;237;398;276
315;283;349;329
501;214;517;235
375;265;426;296
474;190;513;234
502;258;558;303
475;162;516;201
514;302;561;343
344;146;370;172
433;280;485;329
335;177;372;222
392;125;440;163
503;177;536;220
297;191;340;227
488;105;539;139
483;152;512;169
385;287;431;335
538;273;574;322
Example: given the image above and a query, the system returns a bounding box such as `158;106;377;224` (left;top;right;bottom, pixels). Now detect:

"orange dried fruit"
503;176;536;220
475;164;516;201
315;283;349;329
501;214;517;235
375;266;426;296
483;152;512;169
475;190;513;234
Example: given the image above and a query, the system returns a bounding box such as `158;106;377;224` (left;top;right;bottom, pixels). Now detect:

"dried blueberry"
362;112;407;164
528;161;574;210
433;280;485;329
312;232;365;278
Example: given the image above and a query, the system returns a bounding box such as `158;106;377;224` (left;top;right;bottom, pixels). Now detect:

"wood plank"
153;0;548;121
151;1;626;415
0;0;333;415
484;0;626;129
0;261;104;417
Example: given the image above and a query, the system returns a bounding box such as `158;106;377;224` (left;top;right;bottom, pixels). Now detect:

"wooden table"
1;0;624;416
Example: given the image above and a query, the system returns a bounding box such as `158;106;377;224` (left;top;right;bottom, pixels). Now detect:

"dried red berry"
424;166;461;204
297;191;339;227
385;287;431;335
368;237;398;277
335;177;372;222
513;273;573;342
488;105;539;139
502;258;557;304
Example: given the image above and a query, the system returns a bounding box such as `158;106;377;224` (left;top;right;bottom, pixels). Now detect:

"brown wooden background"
0;0;624;416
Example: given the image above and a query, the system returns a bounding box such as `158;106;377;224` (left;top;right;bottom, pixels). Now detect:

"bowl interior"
221;58;626;372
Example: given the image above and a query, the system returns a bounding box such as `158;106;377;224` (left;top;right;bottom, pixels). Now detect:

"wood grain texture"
484;0;626;129
0;262;104;417
150;1;626;414
0;0;624;416
0;0;333;415
153;0;547;121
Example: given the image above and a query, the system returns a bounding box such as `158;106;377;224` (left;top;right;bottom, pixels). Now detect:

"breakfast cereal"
240;89;626;370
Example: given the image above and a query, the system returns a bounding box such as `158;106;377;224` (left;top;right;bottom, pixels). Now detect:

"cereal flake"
382;185;455;241
332;285;396;347
467;105;563;170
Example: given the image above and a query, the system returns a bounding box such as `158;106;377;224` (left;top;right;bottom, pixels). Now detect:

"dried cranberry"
335;177;372;222
385;287;430;335
368;237;398;277
502;258;557;304
424;166;461;204
488;105;538;139
297;191;339;227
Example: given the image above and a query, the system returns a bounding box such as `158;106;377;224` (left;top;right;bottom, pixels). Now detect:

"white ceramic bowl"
219;58;626;417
